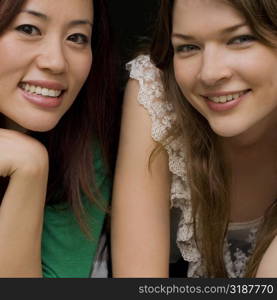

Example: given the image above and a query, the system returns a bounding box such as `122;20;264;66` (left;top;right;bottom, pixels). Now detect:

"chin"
28;121;59;132
27;124;57;132
15;117;60;133
209;120;246;138
213;130;240;138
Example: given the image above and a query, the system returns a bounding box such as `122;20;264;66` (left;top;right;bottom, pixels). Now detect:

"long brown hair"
0;0;119;233
151;0;277;277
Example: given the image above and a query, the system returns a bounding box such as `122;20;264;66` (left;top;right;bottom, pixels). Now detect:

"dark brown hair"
0;0;119;233
150;0;277;277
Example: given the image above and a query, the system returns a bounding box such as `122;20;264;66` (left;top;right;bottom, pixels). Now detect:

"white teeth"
227;95;232;101
35;86;42;94
20;83;62;98
219;96;226;103
42;88;49;96
49;90;56;97
207;91;246;103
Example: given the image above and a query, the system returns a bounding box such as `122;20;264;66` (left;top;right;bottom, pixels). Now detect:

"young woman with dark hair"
112;0;277;278
0;0;118;277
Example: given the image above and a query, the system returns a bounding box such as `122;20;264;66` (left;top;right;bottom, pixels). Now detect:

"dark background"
107;0;160;64
106;1;188;278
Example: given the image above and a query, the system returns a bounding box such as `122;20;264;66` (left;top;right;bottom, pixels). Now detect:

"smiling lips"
202;89;251;112
19;80;66;98
20;82;62;98
205;89;250;104
19;80;67;108
204;89;250;103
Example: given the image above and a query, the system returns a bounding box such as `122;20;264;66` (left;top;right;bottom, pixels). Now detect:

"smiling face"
0;0;93;132
172;0;277;141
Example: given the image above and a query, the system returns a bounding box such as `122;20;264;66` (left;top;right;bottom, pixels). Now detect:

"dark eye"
174;44;200;54
67;33;89;45
15;24;40;36
228;35;256;45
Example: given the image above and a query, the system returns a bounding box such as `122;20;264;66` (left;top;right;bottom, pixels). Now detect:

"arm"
0;129;48;277
111;79;171;277
256;235;277;277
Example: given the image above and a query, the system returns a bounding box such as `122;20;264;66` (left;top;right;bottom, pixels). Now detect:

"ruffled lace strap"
126;55;202;277
126;55;175;142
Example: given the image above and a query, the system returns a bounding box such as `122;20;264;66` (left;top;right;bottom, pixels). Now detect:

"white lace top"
126;55;261;278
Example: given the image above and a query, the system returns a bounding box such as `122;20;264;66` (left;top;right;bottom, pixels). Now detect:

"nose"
197;46;232;87
36;38;67;74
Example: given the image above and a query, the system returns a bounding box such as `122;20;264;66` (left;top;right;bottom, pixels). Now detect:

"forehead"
172;0;245;34
21;0;93;22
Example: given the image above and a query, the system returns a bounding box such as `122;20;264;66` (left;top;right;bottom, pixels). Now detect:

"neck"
220;124;277;223
4;117;27;134
221;115;277;163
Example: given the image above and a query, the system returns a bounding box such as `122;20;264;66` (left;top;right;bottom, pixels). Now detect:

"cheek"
0;36;21;58
256;61;277;89
173;57;197;94
82;52;93;79
72;53;92;89
234;48;277;86
174;63;188;90
0;39;29;83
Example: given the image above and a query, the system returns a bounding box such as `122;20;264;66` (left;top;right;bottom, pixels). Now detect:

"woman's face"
172;0;277;140
0;0;93;132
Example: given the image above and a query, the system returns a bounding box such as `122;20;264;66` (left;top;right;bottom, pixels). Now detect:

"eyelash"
15;24;89;45
16;24;40;36
227;34;257;45
174;34;257;54
175;44;199;53
67;33;89;45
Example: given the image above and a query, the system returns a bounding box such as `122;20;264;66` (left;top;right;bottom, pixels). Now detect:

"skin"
112;80;171;277
172;0;277;222
172;0;277;141
0;0;93;277
256;235;277;277
0;0;93;132
172;0;277;275
113;0;277;278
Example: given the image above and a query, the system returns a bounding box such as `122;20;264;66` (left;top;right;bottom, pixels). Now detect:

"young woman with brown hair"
0;0;118;277
112;0;277;278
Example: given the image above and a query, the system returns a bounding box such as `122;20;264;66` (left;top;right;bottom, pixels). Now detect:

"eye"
15;24;41;36
228;34;257;46
67;33;89;45
174;44;200;54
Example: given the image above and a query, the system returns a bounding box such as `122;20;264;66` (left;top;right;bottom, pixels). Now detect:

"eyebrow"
172;22;248;40
21;9;93;27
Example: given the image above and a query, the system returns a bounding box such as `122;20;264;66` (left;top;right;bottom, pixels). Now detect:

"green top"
41;145;111;278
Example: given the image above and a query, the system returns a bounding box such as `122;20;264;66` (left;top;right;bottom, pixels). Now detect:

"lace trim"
225;226;259;278
126;55;262;278
126;55;201;276
228;216;263;230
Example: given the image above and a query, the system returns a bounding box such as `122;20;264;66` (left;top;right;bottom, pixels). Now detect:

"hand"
0;128;49;178
0;128;49;277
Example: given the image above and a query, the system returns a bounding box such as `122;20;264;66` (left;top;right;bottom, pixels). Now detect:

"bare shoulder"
122;78;152;127
256;235;277;277
111;78;171;277
119;78;157;154
116;77;169;178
